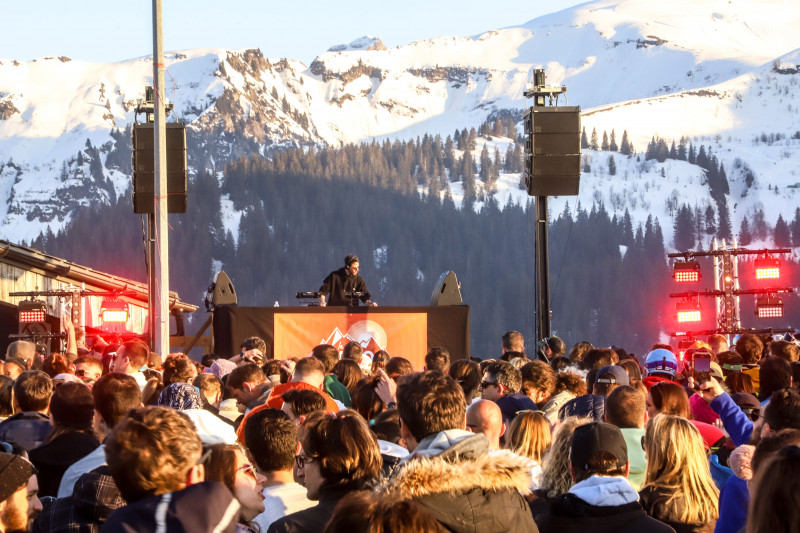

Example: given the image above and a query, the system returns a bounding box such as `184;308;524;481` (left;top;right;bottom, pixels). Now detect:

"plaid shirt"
32;465;125;533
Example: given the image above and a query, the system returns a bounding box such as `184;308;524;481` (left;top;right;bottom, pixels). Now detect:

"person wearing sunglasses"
204;444;267;532
268;410;381;533
72;357;102;386
479;361;519;402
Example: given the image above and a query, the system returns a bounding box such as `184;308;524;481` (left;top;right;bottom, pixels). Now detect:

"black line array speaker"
132;123;188;214
523;106;581;196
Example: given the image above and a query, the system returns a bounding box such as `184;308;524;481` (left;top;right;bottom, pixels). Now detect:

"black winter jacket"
535;492;676;533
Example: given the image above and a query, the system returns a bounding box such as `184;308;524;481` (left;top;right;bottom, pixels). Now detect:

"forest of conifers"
31;123;800;357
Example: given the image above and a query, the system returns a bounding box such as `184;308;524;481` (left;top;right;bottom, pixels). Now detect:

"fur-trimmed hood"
385;447;534;498
380;432;538;533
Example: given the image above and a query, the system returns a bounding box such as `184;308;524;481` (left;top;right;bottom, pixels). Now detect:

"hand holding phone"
692;353;712;390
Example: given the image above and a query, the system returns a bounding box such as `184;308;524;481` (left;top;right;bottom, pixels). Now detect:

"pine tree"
774;214;792;247
590;128;599;150
281;95;290;113
443;136;455;170
716;201;733;241
271;86;279;99
791;207;800;246
739;217;753;245
479;145;490;181
608;155;616;176
601;131;609;151
462;151;477;202
704;205;716;235
752;209;768;240
673;204;696;251
620;130;632;155
581;127;589;149
609;130;618;152
677;137;688;161
696;145;709;169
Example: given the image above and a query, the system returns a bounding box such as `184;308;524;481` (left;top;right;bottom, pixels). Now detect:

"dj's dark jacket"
319;268;370;306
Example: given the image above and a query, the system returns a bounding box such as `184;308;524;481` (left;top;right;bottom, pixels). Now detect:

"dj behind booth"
318;254;377;308
211;268;468;370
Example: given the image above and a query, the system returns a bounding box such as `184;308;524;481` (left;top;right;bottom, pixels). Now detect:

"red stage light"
101;299;128;324
674;260;701;283
755;257;781;280
756;297;784;319
18;299;47;325
676;301;702;323
19;309;46;323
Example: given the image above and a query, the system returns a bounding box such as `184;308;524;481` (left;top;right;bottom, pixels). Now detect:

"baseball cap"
570;421;628;471
595;365;630;386
496;393;538;424
709;362;724;381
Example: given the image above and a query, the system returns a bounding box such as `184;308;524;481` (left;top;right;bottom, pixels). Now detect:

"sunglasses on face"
236;463;258;481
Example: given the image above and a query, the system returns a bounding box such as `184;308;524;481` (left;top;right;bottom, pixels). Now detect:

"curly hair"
553;371;586;396
485;361;522;394
538;416;592;498
162;355;197;386
105;406;202;502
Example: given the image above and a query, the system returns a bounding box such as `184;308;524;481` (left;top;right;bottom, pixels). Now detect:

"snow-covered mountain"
1;0;800;244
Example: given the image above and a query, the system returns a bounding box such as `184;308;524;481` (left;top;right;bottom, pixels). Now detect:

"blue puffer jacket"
559;394;606;422
0;411;52;451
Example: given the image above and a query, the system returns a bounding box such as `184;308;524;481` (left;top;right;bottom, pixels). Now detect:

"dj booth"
213;305;470;370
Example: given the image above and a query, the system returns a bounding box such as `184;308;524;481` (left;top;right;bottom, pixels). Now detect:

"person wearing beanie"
28;382;100;498
0;452;39;533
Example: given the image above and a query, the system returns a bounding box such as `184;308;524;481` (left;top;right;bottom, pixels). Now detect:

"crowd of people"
1;328;800;532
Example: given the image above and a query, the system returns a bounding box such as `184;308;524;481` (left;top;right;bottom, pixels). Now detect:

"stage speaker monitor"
211;271;238;306
132;123;188;214
523;106;581;197
431;271;463;306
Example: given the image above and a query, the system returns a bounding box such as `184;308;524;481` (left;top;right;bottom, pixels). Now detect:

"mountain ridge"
1;0;800;245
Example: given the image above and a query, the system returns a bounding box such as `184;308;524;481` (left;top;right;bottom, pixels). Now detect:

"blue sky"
2;0;586;64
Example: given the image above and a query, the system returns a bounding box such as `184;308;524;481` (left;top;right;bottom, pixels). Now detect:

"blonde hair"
506;411;551;463
538;416;591;498
643;414;719;524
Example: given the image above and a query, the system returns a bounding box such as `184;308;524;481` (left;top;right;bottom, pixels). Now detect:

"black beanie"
0;452;33;502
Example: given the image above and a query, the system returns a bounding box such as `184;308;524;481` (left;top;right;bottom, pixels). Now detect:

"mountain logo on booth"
321;320;388;358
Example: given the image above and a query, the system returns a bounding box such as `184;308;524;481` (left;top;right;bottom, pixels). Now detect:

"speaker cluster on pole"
523;106;581;196
131;123;188;214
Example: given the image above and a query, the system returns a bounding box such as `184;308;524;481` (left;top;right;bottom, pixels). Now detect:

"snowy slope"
1;0;800;244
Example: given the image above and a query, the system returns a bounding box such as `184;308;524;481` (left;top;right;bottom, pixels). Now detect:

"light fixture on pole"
676;300;702;323
673;260;701;283
755;296;784;319
754;257;781;280
101;299;129;324
19;299;47;326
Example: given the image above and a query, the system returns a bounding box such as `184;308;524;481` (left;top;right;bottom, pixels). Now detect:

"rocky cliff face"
1;0;800;242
